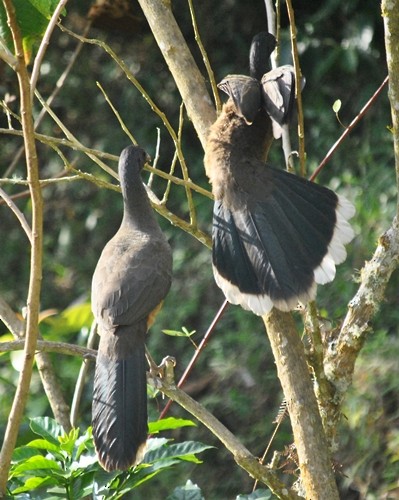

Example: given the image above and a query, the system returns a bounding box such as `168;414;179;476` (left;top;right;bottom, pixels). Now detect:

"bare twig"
137;0;216;149
310;76;389;181
0;296;24;338
0;128;213;200
0;185;32;243
0;338;96;358
70;321;97;428
158;299;229;420
30;0;70;98
96;81;137;145
4;19;92;178
35;352;72;433
187;0;221;113
285;0;306;176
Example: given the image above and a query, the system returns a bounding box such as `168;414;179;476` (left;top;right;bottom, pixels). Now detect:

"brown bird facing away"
91;145;172;471
205;33;355;315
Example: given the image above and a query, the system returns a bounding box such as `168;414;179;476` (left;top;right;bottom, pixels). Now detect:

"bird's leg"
145;346;176;388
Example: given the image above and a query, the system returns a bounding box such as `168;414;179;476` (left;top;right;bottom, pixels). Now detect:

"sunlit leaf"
0;0;63;62
10;475;59;494
333;99;342;113
42;302;93;338
236;489;273;500
12;446;41;463
148;417;196;434
167;479;204;500
30;417;64;445
144;441;213;465
11;455;62;475
27;438;61;453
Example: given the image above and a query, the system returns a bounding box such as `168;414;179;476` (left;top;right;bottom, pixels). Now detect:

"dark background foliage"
1;0;398;498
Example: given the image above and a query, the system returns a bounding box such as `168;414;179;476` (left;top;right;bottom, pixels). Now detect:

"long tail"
92;327;148;471
212;166;355;315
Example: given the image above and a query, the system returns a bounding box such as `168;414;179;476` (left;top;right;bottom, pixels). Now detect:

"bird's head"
118;145;151;180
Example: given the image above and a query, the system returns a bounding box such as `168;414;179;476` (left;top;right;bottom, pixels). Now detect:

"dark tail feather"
212;166;355;315
92;331;148;471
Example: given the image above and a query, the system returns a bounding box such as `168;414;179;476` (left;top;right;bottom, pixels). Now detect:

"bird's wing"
260;65;298;138
92;236;172;330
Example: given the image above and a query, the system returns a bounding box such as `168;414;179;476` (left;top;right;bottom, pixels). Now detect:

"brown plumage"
205;33;355;315
91;145;172;471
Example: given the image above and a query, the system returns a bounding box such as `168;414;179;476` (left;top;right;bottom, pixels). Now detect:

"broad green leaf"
237;490;273;500
142;437;170;457
43;302;93;338
12;446;41;463
28;0;60;19
167;479;204;500
27;438;61;453
11;455;62;476
70;471;97;499
148;417;196;434
11;475;59;494
74;429;95;461
0;0;59;62
30;416;64;445
144;441;213;464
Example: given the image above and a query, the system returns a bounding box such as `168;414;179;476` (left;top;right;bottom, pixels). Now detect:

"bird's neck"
230;101;273;157
205;101;273;199
121;177;162;235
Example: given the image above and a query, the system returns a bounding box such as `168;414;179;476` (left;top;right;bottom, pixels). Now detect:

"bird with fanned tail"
205;32;354;315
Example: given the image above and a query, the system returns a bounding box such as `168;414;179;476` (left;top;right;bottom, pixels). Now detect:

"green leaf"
148;417;196;434
11;455;62;476
74;429;95;461
59;427;80;455
11;475;59;494
27;438;61;453
12;446;42;463
0;0;63;62
30;416;64;445
43;302;93;338
28;0;60;19
144;441;213;464
162;326;196;338
332;99;342;113
236;490;273;500
167;479;204;500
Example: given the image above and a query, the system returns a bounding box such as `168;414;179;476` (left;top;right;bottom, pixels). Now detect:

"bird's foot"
146;347;176;388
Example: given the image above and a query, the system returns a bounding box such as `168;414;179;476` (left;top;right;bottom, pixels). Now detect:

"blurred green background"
1;0;398;498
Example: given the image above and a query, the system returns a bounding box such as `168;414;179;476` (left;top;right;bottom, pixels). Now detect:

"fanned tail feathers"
212;166;355;315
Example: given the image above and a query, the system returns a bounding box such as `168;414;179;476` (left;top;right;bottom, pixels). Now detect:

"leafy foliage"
0;0;63;62
8;417;211;499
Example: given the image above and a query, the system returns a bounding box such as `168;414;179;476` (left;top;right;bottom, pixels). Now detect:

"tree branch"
321;0;399;444
137;0;216;149
156;357;300;500
382;0;399;203
0;338;96;358
263;310;339;499
0;1;44;493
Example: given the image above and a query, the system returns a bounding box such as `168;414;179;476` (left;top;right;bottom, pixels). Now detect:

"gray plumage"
91;145;172;471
